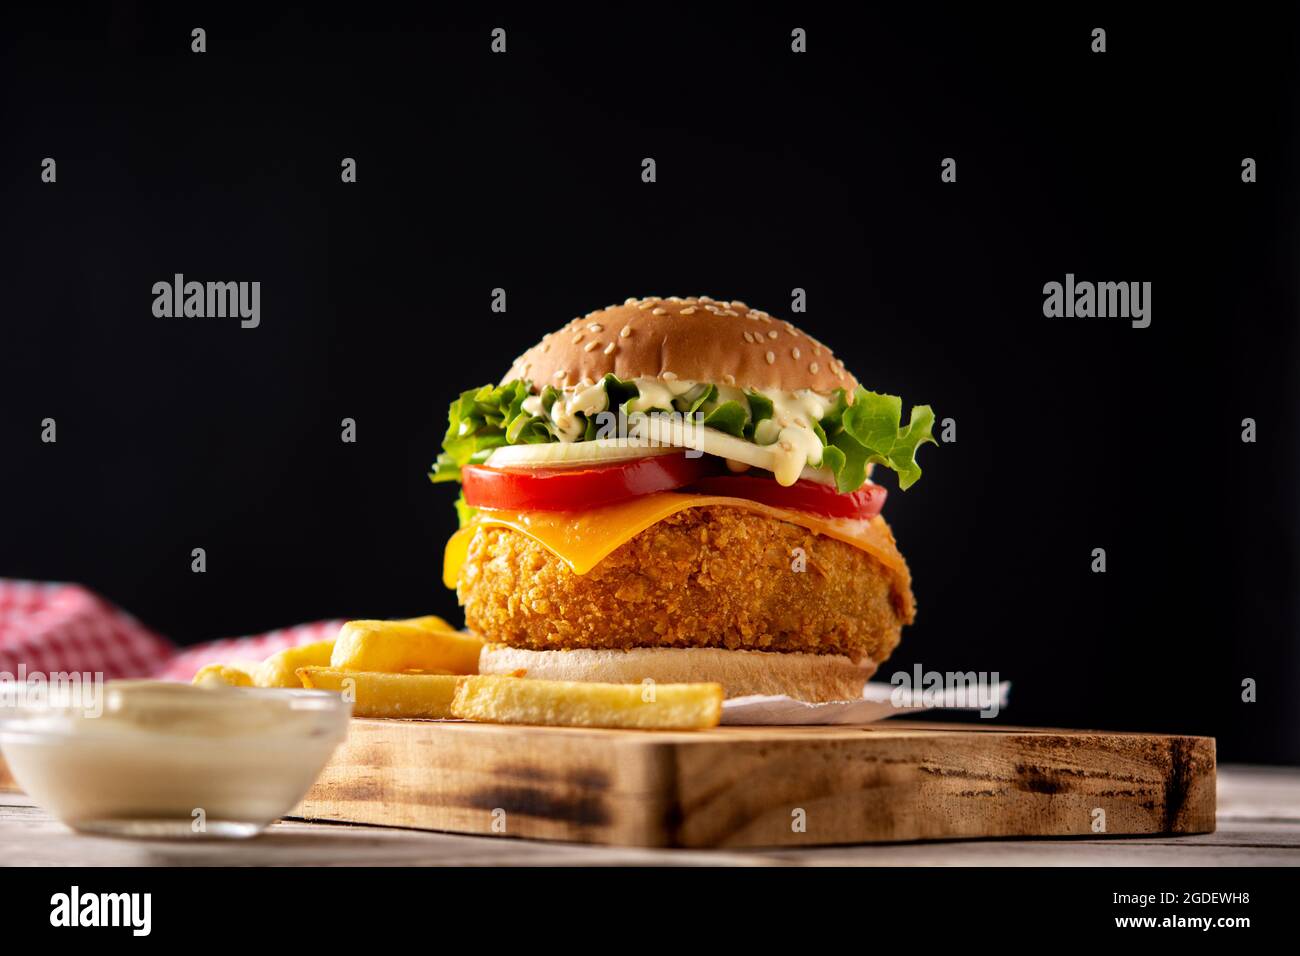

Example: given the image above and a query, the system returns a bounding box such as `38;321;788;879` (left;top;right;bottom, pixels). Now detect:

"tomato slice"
462;453;720;512
684;475;887;520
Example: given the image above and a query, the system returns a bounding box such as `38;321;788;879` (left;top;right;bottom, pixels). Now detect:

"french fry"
296;666;459;718
330;620;483;675
450;675;723;730
192;663;254;688
254;639;336;688
397;614;454;632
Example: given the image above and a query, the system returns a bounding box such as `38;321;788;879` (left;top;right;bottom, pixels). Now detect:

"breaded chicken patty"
456;506;915;664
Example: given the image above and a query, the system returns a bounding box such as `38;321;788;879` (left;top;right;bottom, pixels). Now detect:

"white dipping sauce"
0;680;351;838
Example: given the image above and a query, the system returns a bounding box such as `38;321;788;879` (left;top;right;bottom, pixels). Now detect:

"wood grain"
293;720;1216;848
4;787;1293;867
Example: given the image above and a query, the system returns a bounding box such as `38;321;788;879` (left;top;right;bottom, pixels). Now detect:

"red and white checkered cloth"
0;579;342;682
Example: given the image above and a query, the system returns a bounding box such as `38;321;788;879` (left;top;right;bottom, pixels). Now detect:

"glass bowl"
0;680;351;838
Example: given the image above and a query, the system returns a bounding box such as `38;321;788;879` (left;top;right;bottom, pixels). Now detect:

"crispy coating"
457;507;915;663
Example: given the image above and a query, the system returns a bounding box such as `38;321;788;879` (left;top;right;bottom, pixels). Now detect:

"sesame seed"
722;309;738;316
809;361;820;374
758;315;772;323
662;371;678;380
604;342;616;355
605;304;616;311
619;326;631;338
779;440;793;452
624;296;639;306
730;300;747;310
542;342;551;353
554;369;567;379
667;296;683;302
638;302;654;310
723;373;736;385
572;333;584;344
681;307;696;315
792;347;801;359
589;323;604;332
765;350;776;364
767;330;778;340
746;313;759;320
699;296;714;303
584;340;600;352
743;331;754;343
813;345;822;357
651;307;667;315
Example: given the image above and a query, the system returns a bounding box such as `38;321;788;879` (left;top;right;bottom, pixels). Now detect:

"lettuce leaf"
430;380;537;484
600;373;640;410
819;387;936;491
702;400;749;437
743;390;773;441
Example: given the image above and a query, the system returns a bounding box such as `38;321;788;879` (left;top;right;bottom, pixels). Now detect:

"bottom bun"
477;644;876;703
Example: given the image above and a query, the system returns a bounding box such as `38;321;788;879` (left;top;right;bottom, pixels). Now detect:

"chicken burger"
431;296;934;702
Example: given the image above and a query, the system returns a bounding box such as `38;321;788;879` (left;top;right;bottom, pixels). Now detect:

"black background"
0;866;1290;938
2;5;1296;762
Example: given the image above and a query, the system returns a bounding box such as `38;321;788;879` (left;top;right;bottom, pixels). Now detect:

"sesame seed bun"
502;296;859;394
477;645;877;702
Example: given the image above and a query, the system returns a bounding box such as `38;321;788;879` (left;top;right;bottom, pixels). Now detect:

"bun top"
502;296;859;394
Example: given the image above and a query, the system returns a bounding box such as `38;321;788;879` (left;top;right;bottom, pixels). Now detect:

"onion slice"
485;439;680;470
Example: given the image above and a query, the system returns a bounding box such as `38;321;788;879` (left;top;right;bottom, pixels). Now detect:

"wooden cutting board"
293;719;1216;848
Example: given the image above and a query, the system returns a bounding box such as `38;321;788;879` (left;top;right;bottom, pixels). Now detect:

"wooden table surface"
1;764;1297;866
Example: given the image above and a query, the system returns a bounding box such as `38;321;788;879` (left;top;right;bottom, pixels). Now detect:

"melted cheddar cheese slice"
443;492;911;595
